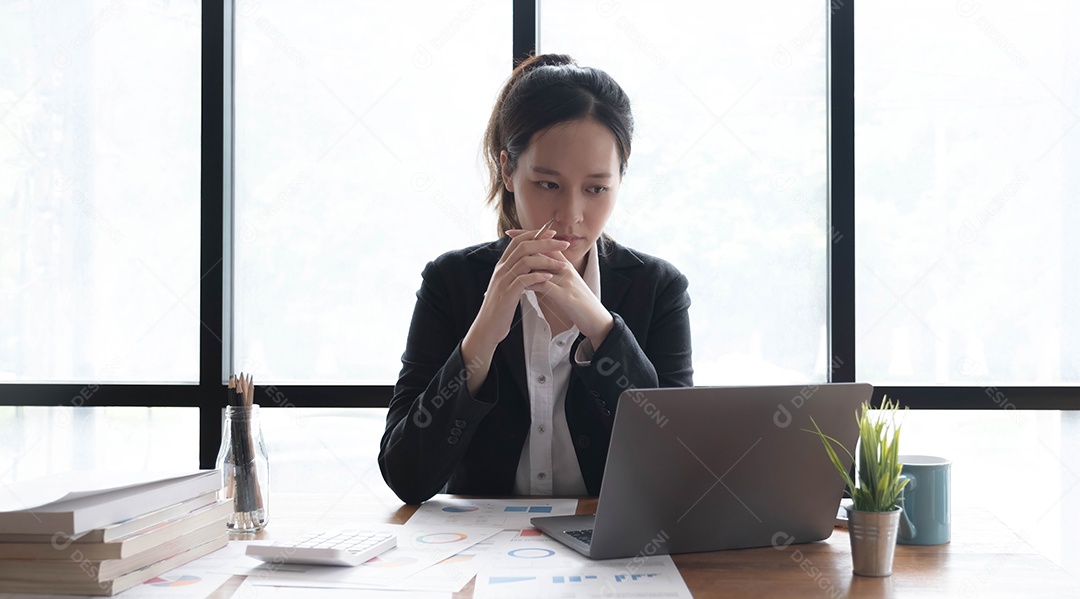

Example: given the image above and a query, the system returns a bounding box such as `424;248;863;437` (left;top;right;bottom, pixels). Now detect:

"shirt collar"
581;239;601;300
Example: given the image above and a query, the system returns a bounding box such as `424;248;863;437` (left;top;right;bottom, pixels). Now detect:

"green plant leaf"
804;395;908;512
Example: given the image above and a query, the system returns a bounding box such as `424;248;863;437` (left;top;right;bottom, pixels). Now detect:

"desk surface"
211;493;1080;599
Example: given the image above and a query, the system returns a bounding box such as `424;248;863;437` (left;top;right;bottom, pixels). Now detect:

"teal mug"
897;455;951;545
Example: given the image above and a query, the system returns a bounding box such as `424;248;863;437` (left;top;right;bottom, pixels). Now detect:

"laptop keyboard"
566;528;594;546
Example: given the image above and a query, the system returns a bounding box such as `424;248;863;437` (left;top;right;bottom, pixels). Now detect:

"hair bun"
518;53;577;72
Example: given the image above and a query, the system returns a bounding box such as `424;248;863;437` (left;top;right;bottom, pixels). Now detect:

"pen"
532;218;556;240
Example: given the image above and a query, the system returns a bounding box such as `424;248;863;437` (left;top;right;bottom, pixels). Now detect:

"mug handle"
898;472;916;539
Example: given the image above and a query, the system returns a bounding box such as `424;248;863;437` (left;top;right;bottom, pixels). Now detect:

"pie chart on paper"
416;532;468;544
508;548;556;559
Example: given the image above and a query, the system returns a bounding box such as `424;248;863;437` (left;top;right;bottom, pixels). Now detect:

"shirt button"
537;472;547;481
537;375;547;384
537;425;547;434
557;340;565;347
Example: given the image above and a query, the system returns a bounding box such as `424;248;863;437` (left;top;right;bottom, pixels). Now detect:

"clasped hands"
463;226;615;377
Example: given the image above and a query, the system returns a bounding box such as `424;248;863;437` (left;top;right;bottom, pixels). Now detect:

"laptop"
531;383;873;559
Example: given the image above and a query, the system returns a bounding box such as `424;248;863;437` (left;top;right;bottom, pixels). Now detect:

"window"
0;406;198;481
0;0;201;383
259;407;388;495
541;1;829;383
855;0;1080;384
2;1;1077;479
233;1;508;383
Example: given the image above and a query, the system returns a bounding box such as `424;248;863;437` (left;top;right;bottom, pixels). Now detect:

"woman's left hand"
530;246;615;349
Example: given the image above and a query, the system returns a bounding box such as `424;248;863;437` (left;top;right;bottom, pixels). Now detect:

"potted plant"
808;396;908;577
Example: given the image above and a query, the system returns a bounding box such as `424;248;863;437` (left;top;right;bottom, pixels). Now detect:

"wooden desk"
213;493;1080;598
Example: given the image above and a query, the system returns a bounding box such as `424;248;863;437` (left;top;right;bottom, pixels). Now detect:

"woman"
379;54;692;505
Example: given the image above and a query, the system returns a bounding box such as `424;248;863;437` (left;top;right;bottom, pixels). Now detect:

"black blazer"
378;237;693;504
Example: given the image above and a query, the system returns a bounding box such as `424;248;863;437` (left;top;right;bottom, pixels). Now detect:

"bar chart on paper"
475;530;693;599
405;498;578;530
475;556;691;599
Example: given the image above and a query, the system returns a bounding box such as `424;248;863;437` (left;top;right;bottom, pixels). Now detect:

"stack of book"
0;471;227;596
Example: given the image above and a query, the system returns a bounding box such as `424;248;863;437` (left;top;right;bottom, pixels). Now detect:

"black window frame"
1;0;1075;471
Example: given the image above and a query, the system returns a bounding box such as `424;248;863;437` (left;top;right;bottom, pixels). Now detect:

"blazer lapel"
600;267;631;314
598;240;642;314
500;307;529;399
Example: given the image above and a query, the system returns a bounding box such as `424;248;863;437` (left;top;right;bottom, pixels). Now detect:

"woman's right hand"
461;228;570;396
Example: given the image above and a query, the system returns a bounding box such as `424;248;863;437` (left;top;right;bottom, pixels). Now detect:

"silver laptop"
531;383;873;559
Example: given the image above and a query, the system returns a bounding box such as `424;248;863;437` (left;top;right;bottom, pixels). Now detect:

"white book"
0;499;231;560
0;471;220;536
0;490;219;544
0;519;229;582
0;534;228;596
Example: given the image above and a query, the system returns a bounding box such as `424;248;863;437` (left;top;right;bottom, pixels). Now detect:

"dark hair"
483;54;634;237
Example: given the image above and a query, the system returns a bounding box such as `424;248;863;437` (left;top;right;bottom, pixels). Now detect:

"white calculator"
245;530;397;567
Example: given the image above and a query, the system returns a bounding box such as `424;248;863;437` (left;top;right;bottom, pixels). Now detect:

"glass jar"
216;405;269;532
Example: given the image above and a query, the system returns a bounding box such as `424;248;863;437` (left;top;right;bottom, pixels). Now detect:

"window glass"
234;0;507;383
258;407;389;496
0;407;199;481
855;0;1080;383
541;1;830;383
0;1;202;382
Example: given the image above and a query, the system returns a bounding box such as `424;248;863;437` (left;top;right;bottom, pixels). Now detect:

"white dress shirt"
513;243;601;496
